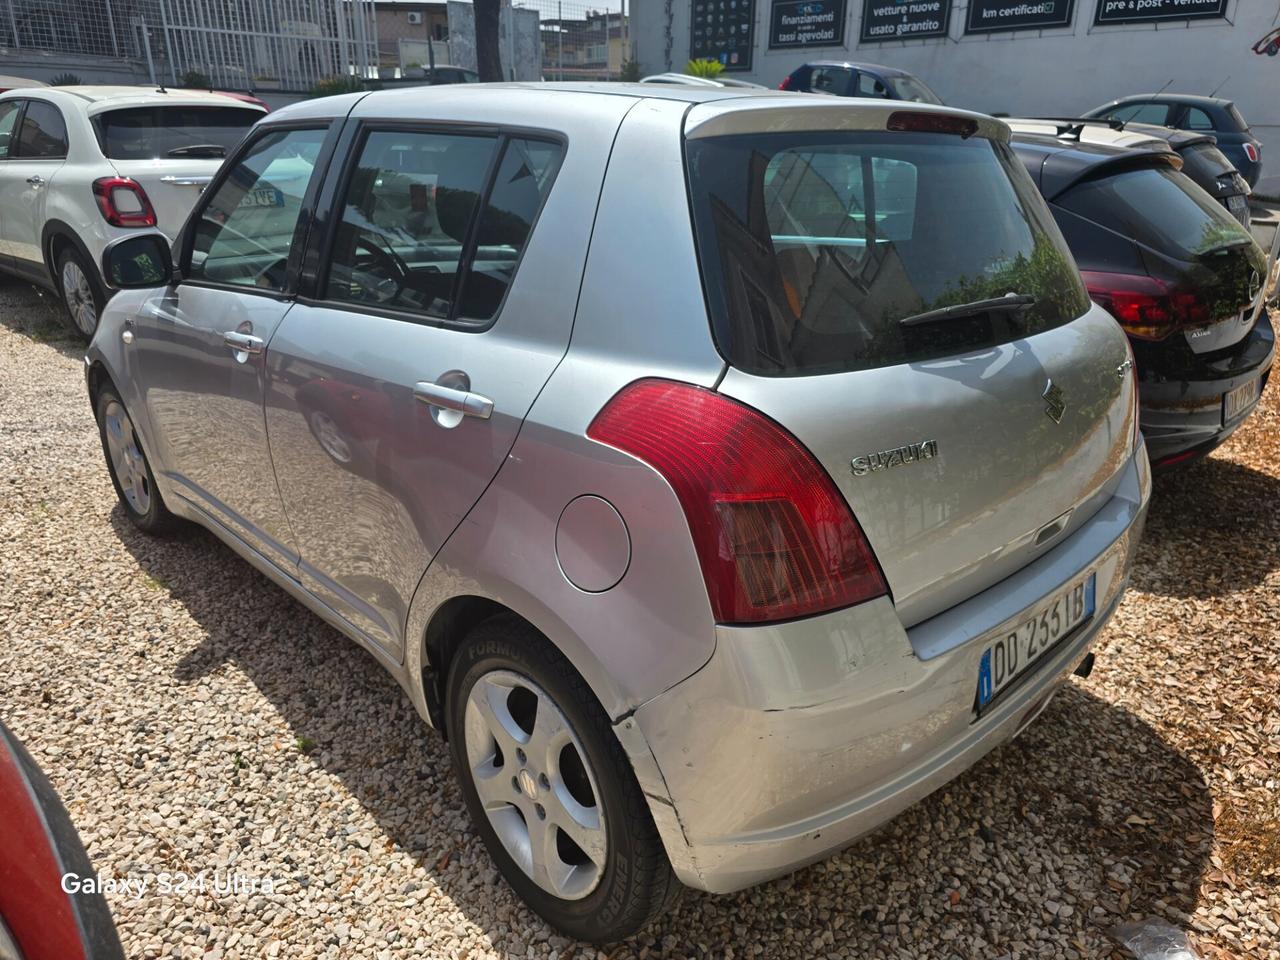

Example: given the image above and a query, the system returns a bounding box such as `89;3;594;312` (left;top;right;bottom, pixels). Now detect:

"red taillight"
778;74;792;90
588;379;888;624
887;110;978;138
92;177;157;228
1244;142;1260;163
1082;271;1209;341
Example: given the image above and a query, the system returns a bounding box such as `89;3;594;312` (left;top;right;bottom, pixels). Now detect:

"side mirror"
101;233;173;290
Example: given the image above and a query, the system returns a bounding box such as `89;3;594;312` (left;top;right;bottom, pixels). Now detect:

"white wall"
633;1;1280;160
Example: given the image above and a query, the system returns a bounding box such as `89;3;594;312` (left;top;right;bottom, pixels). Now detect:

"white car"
0;86;264;338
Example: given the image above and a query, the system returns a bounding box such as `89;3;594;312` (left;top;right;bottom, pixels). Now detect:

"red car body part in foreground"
0;721;124;960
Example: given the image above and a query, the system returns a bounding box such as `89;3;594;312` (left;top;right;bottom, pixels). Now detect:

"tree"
474;0;504;82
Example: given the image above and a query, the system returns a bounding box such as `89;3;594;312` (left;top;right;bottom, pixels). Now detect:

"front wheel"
446;616;681;942
96;388;180;536
57;246;107;341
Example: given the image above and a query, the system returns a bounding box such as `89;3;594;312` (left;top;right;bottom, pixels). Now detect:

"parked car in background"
216;90;271;112
87;84;1149;941
1082;94;1263;188
0;74;46;94
640;72;766;88
1010;132;1272;468
1007;118;1253;228
0;85;264;339
778;60;942;103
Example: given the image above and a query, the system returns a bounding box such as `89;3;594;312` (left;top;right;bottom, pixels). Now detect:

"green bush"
685;58;724;79
619;59;642;82
179;69;212;89
49;73;81;86
309;75;362;98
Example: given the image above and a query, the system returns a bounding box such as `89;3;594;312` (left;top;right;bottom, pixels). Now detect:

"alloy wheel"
61;258;98;337
102;399;151;515
463;670;607;900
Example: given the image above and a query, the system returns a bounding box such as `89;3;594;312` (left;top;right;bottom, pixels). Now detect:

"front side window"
855;73;889;98
188;127;327;291
686;131;1088;375
17;101;67;158
326;130;560;323
0;100;20;159
884;75;943;105
1107;102;1170;125
811;67;853;96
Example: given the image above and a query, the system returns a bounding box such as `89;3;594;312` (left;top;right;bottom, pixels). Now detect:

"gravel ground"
1;277;1277;960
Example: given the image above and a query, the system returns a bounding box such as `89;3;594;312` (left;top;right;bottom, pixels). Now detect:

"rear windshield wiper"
166;144;226;158
898;293;1037;328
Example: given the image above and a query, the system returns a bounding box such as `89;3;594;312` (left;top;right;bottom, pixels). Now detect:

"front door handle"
223;331;264;355
413;380;494;420
26;175;44;186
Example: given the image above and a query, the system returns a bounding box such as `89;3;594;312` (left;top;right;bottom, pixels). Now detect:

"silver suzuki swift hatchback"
87;84;1151;941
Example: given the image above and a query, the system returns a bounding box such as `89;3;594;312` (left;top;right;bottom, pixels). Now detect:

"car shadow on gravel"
1135;455;1280;599
109;504;1217;957
0;277;85;360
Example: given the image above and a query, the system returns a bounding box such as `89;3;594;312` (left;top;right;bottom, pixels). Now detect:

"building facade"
633;0;1279;160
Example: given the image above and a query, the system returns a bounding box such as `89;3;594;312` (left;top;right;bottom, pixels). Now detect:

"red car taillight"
92;177;157;228
588;379;888;624
778;75;792;90
1082;271;1209;341
1244;142;1260;164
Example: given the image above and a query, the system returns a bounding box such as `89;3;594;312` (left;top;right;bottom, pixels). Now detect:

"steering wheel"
352;235;411;303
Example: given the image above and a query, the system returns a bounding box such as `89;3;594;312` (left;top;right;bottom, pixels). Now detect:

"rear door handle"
413;380;493;420
26;175;44;185
223;331;264;355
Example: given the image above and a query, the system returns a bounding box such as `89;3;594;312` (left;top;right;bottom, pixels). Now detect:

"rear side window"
17;101;67;158
1056;165;1252;261
326;130;560;324
0;100;20;159
96;106;260;160
686;131;1088;375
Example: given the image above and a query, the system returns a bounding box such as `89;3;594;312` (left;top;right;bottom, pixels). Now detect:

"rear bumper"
620;447;1151;894
1138;310;1274;466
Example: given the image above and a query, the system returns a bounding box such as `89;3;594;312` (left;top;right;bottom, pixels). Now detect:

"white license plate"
1223;378;1262;424
976;574;1096;713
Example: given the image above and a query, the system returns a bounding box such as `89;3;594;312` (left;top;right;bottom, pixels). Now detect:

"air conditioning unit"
407;11;423;24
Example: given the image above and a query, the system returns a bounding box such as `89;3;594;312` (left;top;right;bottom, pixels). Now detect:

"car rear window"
685;130;1088;376
1227;104;1249;131
95;106;260;160
1178;143;1238;185
1056;165;1252;261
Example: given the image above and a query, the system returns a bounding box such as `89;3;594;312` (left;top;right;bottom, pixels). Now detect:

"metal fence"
0;0;378;91
512;0;630;81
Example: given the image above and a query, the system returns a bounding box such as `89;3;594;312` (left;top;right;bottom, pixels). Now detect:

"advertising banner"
860;0;952;43
768;0;848;49
1093;0;1227;26
691;0;757;71
965;0;1076;33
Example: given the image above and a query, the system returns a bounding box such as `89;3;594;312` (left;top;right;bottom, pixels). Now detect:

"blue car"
1083;94;1264;188
778;60;942;104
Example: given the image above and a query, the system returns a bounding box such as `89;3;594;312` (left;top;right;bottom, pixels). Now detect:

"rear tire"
95;387;180;536
56;246;107;341
445;615;681;942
